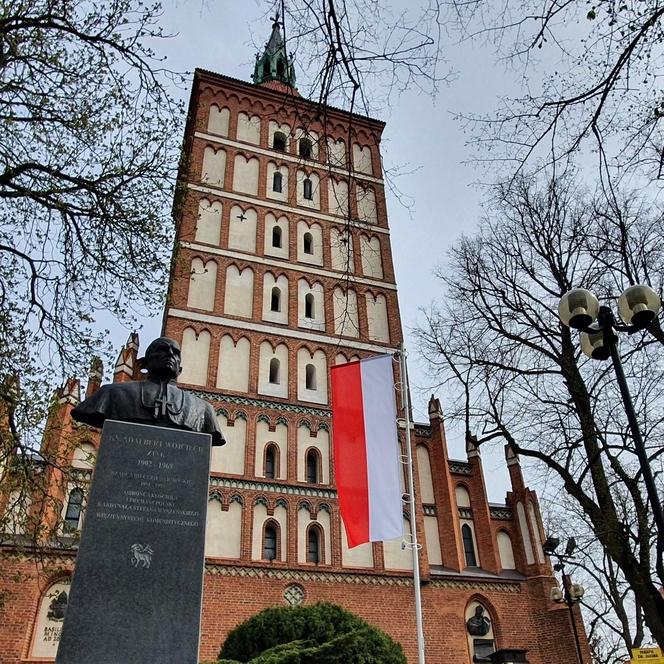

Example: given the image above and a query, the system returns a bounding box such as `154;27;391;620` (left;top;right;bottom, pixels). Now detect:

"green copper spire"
252;13;296;87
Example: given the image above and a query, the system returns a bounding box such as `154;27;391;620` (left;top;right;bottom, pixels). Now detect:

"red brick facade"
0;65;590;664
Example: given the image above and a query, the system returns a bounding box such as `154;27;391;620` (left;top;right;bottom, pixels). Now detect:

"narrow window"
306;449;319;484
305;364;316;390
272;171;283;193
272;225;282;248
270;286;281;312
462;524;478;567
263;523;277;560
265;445;276;479
269;358;280;384
304;293;314;318
303;232;313;255
276;58;285;77
307;526;320;563
64;488;84;531
273;132;287;152
303;178;313;200
263;60;270;78
299;138;312;159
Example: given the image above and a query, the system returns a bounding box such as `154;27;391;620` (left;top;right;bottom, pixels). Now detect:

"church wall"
0;552;590;664
0;69;589;664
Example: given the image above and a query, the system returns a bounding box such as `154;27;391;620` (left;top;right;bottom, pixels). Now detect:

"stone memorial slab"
56;419;211;664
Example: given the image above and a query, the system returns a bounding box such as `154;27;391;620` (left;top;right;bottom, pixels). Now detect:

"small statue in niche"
47;591;68;621
72;337;225;446
466;605;491;637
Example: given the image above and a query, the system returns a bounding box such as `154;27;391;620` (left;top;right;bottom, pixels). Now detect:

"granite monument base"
56;420;211;664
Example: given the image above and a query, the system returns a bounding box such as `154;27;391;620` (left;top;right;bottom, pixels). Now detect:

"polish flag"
331;355;403;548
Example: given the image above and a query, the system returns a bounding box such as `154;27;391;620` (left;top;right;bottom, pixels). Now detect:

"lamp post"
557;284;664;539
542;536;585;664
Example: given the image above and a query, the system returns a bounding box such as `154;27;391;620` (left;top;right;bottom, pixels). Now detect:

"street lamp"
543;536;585;664
558;284;664;539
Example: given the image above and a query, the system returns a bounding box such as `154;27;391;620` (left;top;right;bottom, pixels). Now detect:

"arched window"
462;524;478;567
466;602;495;663
307;525;321;563
305;364;316;390
299;137;313;159
276;58;285;77
303;178;313;200
273;132;287;152
64;488;84;532
303;232;313;254
269;358;280;384
263;60;270;78
263;522;277;560
306;449;320;484
272;225;282;248
265;445;277;479
272;171;283;193
270;286;281;312
304;293;314;318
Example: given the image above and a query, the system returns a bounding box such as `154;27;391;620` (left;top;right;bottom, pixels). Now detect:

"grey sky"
124;0;525;499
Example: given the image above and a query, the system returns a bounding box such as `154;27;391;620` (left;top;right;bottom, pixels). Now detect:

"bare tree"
0;1;184;457
414;173;664;649
442;0;664;180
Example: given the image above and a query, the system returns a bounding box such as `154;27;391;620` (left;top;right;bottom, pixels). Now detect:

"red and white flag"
331;355;403;548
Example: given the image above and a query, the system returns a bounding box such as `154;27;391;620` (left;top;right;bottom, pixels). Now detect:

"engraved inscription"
93;432;205;529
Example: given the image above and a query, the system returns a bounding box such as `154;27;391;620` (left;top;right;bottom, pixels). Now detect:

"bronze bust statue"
72;337;225;446
466;605;491;637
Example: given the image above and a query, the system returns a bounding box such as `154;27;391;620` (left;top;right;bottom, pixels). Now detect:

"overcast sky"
122;0;531;499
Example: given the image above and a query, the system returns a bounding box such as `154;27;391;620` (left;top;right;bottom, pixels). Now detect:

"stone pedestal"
56;420;211;664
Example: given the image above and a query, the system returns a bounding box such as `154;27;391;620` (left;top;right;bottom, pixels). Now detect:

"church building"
0;18;589;664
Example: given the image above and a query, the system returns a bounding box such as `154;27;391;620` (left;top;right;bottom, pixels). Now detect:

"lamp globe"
580;330;610;361
618;284;661;328
558;289;600;329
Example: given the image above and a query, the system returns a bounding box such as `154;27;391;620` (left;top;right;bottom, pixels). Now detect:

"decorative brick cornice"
203;564;523;594
448;460;472;475
209;476;337;499
489;506;513;520
189;391;331;418
205;564;413;586
430;578;521;593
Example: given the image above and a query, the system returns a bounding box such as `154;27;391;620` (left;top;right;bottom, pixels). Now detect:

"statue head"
142;337;182;380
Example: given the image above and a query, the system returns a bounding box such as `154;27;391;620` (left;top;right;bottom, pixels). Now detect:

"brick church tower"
0;18;590;664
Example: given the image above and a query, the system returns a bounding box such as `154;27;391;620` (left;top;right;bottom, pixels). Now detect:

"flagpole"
397;344;426;664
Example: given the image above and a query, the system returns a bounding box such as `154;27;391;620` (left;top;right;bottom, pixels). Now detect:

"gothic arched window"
462;524;478;567
306;525;321;563
306;449;320;484
303;178;313;200
263;522;278;560
272;225;282;248
272;171;283;193
265;445;277;479
276;58;285;77
305;364;316;391
269;358;280;384
299;138;313;159
303;232;313;254
263;60;270;78
271;286;281;312
304;293;314;318
273;132;287;152
64;488;84;532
